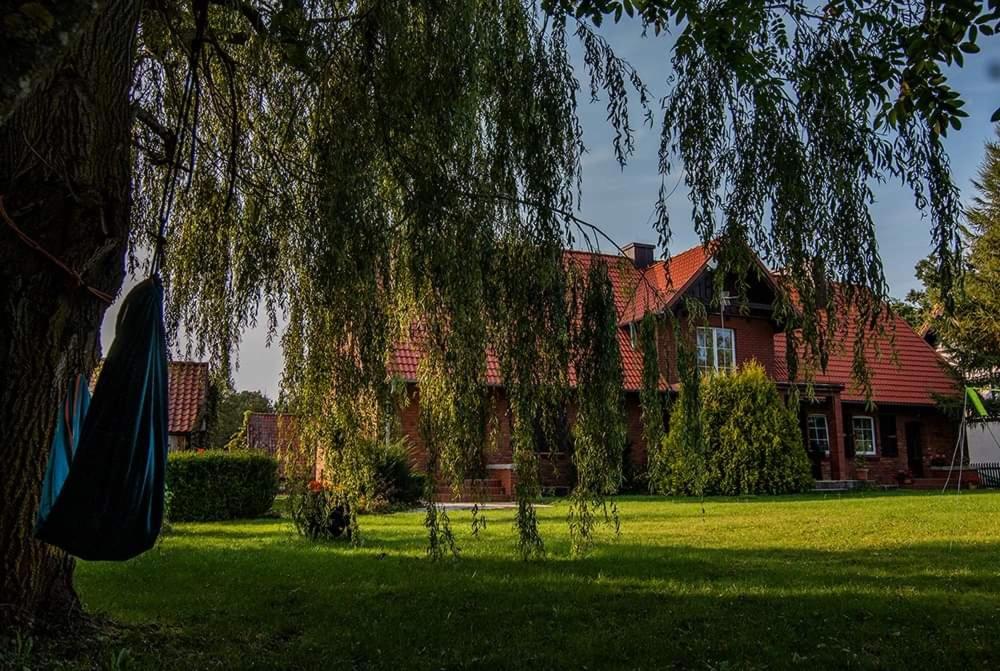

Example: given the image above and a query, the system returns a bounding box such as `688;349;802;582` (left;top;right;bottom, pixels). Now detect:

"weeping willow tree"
638;312;666;468
2;0;997;620
567;260;626;553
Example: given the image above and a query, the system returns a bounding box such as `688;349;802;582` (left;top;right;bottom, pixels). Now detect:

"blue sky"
105;23;1000;396
567;19;1000;298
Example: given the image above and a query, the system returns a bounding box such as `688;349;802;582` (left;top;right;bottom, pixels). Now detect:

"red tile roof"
617;243;714;324
168;361;209;434
773;308;959;405
387;241;956;406
388;246;713;392
391;324;505;386
245;413;308;478
246;412;300;454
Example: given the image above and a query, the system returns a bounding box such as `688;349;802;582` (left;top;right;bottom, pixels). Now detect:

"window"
696;327;736;373
852;416;876;455
806;415;830;453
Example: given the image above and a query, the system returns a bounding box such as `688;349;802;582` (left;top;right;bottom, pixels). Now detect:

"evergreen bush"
355;436;424;513
166;450;278;521
651;362;812;495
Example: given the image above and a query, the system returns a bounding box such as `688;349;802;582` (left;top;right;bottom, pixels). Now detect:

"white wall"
968;422;1000;464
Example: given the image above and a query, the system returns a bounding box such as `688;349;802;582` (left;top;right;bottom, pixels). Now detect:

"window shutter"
880;415;898;457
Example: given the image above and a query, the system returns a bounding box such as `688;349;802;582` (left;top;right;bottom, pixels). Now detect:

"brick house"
244;412;303;478
167;361;210;451
388;242;961;497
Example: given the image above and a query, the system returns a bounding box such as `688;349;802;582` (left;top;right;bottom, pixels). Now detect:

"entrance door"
905;422;924;477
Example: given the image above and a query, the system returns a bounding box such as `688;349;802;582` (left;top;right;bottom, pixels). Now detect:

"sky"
103;20;1000;398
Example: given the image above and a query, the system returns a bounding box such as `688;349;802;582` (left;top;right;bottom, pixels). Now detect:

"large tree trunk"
0;0;141;625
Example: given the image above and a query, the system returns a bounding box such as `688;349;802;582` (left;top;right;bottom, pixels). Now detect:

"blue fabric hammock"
35;276;169;561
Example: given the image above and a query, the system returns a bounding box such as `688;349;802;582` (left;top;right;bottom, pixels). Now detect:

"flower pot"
855;468;870;481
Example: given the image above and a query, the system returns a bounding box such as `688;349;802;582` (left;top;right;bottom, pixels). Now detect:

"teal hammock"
35;276;169;561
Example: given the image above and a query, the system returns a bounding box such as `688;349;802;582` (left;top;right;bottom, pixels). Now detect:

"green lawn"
63;492;1000;669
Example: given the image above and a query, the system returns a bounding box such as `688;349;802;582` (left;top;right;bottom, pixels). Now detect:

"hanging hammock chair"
35;276;169;561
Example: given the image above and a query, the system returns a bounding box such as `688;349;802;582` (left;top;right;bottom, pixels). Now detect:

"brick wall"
656;313;778;382
798;398;836;480
807;403;960;484
398;383;650;492
624;393;646;472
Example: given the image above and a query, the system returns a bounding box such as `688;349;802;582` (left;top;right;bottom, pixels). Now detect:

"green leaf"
18;2;55;31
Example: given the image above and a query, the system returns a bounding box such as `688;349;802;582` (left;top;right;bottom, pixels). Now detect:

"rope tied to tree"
150;0;210;277
0;195;115;304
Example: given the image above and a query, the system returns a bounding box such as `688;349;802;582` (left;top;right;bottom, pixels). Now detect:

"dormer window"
696;327;735;373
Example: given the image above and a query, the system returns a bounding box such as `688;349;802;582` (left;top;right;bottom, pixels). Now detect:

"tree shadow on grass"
70;524;1000;671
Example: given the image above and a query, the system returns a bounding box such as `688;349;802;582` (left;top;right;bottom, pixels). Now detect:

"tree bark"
0;1;106;125
0;0;141;626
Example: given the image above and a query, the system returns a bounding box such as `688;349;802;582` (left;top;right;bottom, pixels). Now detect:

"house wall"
167;431;208;452
800;402;959;484
398;384;648;494
167;434;188;452
798;397;836;481
656;312;778;383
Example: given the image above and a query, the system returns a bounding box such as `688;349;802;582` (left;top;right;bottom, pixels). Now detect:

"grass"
34;492;1000;669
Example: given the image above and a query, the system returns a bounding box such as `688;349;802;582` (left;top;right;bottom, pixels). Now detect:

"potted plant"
854;453;870;481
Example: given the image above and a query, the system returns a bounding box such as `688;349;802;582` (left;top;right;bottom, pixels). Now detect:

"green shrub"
651;362;812;496
351;436;424;513
166;450;279;521
290;484;353;540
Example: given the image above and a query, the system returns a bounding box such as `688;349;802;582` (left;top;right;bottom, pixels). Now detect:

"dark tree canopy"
210;387;274;448
903;128;1000;386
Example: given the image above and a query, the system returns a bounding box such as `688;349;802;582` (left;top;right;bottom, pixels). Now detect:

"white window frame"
696;327;736;373
852;416;877;456
806;414;830;454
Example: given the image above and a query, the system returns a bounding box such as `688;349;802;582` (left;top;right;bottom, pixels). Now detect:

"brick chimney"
623;242;655;269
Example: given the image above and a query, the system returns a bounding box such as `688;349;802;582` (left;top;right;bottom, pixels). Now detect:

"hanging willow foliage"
118;0;996;556
638;312;666;470
568;260;626;554
649;297;707;496
491;240;570;559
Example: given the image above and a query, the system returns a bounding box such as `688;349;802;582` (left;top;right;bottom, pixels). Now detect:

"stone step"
435;491;510;503
812;480;863;491
433;477;508;502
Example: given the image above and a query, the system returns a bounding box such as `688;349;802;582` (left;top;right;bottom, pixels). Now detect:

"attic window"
696;327;735;373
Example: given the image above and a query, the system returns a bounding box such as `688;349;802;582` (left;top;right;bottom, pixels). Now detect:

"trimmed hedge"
167;450;278;521
651;362;813;496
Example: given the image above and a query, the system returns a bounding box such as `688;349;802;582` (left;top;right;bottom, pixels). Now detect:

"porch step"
812;479;863;492
434;477;509;502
